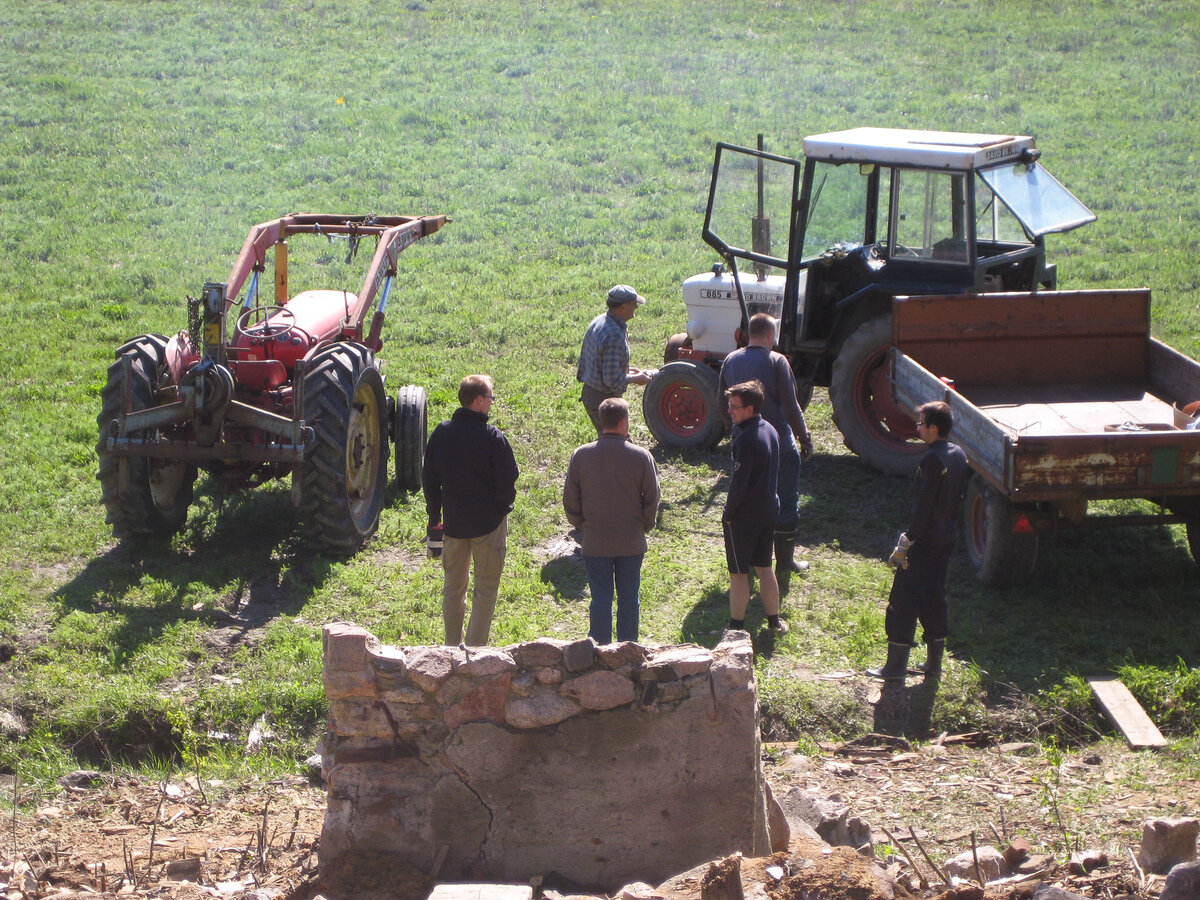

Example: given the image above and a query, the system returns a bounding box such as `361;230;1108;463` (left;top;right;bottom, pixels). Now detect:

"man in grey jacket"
563;398;661;644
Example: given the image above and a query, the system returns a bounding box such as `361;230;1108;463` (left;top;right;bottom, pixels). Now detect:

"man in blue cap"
577;284;655;433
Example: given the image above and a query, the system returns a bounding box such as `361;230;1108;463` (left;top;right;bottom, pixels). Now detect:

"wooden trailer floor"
965;382;1182;437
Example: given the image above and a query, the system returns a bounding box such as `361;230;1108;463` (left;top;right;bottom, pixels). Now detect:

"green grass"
1;0;1200;789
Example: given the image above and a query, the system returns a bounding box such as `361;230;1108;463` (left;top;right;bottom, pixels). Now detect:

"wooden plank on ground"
1087;676;1167;750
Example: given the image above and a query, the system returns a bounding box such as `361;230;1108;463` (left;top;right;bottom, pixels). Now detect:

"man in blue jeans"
563;398;660;644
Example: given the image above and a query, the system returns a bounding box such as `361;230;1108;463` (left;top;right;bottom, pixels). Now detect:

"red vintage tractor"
97;213;446;554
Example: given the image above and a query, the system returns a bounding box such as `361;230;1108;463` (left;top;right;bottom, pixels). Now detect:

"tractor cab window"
975;179;1031;246
800;161;879;262
978;160;1096;237
887;169;969;262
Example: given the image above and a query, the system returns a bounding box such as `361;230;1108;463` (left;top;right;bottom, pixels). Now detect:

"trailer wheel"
97;334;196;539
964;474;1039;586
829;315;924;476
393;384;428;493
644;359;726;449
299;343;388;555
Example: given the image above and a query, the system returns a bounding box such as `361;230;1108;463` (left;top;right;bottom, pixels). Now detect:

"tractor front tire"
829;315;924;477
963;474;1039;586
394;384;428;493
97;334;196;539
644;360;726;449
299;343;389;555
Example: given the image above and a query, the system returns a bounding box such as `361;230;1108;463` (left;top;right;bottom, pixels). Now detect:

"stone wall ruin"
318;623;771;891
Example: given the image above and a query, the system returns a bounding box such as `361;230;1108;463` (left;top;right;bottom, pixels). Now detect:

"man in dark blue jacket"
422;375;520;646
868;400;970;681
723;380;788;635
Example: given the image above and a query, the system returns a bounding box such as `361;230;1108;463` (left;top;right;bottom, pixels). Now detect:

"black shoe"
918;639;945;679
866;643;911;681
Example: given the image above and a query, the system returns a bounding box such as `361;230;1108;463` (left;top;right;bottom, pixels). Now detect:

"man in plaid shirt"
577;284;654;432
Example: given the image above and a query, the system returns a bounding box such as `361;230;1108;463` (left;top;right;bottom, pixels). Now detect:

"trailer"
889;288;1200;585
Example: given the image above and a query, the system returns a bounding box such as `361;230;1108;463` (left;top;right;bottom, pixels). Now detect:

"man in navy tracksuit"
422;374;520;646
868;400;970;680
722;380;788;635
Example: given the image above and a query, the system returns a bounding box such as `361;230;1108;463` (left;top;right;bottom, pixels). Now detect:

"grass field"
2;0;1200;789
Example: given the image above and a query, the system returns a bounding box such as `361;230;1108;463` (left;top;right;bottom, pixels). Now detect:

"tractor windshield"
703;144;800;269
977;161;1095;237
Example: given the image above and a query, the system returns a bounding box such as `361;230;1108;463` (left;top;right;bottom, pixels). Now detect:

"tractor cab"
649;127;1096;471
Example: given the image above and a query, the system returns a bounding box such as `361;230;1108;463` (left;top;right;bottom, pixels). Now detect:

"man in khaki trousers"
422;375;520;645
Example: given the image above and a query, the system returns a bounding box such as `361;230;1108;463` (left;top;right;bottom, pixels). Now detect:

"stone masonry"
318;623;771;891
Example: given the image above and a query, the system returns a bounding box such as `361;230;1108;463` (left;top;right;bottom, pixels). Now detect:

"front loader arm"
222;213;448;314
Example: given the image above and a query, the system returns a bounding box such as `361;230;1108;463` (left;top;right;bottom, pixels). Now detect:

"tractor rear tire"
963;474;1039;585
644;359;726;449
393;384;428;493
97;334;196;539
829;315;925;477
299;343;388;555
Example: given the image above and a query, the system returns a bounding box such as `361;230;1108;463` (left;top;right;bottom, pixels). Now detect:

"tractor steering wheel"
236;305;298;343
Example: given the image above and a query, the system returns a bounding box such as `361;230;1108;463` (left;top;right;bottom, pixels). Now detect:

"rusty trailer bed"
890;289;1200;504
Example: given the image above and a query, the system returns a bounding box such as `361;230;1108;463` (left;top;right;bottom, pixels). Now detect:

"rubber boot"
919;639;945;679
774;531;801;596
866;643;911;681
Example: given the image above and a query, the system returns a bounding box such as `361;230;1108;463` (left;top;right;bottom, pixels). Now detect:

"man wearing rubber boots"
719;313;814;596
868;400;969;681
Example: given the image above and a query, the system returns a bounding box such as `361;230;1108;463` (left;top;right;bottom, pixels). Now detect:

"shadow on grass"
796;452;912;559
872;677;939;740
791;450;1200;707
52;485;340;665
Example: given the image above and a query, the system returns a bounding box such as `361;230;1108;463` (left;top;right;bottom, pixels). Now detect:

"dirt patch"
9;736;1188;900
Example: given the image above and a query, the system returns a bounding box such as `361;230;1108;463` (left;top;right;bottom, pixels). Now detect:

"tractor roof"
802;127;1037;171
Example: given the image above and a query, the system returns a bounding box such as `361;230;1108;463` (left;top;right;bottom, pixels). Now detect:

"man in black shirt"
722;380;788;635
423;375;520;646
868;400;970;680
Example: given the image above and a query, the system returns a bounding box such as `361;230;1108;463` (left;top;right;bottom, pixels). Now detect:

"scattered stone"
1015;853;1055;875
304;753;325;782
57;769;108;789
1004;836;1031;866
0;710;27;739
1162;859;1200;900
163;857;203;881
763;781;789;853
774;787;868;850
615;881;659;900
1032;886;1089;900
1137;817;1200;874
1067;848;1108;874
942;845;1006;883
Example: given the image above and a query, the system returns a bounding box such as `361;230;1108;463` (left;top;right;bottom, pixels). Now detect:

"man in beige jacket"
563;398;660;644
